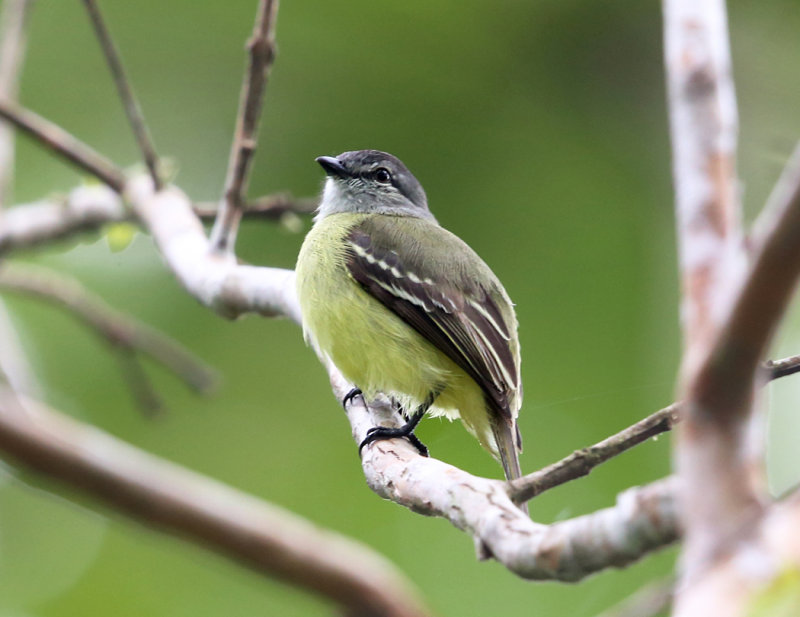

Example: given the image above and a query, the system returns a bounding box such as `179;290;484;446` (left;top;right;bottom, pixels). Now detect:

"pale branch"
81;0;161;190
0;263;217;399
210;0;279;253
126;176;301;321
0;0;34;209
663;0;763;579
0;99;126;192
0;389;431;617
335;367;679;580
0;184;314;257
663;0;745;365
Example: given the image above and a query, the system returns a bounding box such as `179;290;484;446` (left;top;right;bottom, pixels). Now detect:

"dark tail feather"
491;418;529;516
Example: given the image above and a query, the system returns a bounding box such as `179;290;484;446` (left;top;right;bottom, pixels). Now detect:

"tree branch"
81;0;161;190
127;176;301;321
662;0;763;576
0;0;34;209
0;263;216;403
0;389;431;617
335;367;679;580
194;193;317;221
508;352;800;504
0;185;313;258
510;403;681;503
0;99;126;192
210;0;279;253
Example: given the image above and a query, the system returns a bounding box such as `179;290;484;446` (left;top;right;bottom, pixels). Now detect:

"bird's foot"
359;423;429;457
342;387;363;409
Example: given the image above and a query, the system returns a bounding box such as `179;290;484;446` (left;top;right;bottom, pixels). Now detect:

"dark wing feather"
345;224;518;420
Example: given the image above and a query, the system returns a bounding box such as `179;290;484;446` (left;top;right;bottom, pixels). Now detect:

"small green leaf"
105;222;138;252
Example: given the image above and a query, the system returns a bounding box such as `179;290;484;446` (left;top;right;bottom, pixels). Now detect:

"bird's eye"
374;168;392;184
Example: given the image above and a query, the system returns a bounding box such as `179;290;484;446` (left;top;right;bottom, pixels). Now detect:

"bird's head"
315;150;433;221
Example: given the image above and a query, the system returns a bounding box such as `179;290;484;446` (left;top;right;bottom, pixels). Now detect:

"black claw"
342;387;363;409
358;407;430;457
357;391;437;458
359;426;429;457
406;433;429;457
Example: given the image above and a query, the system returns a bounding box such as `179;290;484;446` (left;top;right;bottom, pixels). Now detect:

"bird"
295;149;524;483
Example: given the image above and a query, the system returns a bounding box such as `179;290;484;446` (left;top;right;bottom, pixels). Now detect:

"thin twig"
194;193;316;221
0;185;314;258
765;353;800;380
510;404;680;503
0;99;126;192
0;0;34;209
210;0;279;253
0;264;217;399
114;349;163;415
0;389;431;617
81;0;161;190
509;353;800;504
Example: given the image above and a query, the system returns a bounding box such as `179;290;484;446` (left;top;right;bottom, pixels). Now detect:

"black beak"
316;156;348;178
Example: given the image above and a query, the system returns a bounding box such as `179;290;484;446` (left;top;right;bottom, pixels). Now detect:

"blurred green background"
1;0;799;615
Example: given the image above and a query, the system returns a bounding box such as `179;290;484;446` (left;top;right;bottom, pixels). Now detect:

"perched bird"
296;150;524;483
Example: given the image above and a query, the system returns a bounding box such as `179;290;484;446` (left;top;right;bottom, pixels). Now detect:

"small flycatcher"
296;150;524;482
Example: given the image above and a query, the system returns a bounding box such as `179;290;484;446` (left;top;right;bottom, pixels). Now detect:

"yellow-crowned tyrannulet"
296;150;523;482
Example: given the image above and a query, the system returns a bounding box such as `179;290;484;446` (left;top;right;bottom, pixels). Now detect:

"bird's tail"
491;418;528;516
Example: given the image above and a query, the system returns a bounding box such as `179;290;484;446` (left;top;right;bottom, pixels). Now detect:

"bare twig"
0;0;34;209
0;264;216;398
114;349;164;414
764;352;800;380
0;389;431;617
210;0;279;253
0;99;126;192
509;353;800;504
194;193;316;221
510;403;681;503
81;0;160;190
0;184;314;257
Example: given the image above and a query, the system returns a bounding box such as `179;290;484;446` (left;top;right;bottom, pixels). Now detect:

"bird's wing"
344;218;520;421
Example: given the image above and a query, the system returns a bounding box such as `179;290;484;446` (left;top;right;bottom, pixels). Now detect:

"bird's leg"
359;391;438;457
341;387;363;409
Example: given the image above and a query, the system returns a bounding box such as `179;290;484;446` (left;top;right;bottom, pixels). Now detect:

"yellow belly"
295;213;497;455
